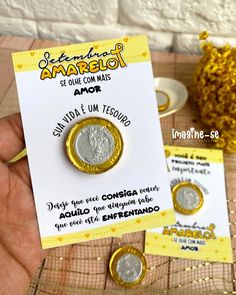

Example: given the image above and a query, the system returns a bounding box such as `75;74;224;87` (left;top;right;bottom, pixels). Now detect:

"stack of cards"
12;36;233;264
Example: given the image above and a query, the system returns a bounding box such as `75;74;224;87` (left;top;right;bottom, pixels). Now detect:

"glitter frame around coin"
66;117;123;174
172;182;204;215
109;246;147;287
155;89;170;112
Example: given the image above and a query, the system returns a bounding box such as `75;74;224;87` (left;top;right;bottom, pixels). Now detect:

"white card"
12;35;175;249
145;146;233;263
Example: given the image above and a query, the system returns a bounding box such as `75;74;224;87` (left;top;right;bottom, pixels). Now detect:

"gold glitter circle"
172;182;204;215
66;117;123;174
109;246;147;287
156;90;170;112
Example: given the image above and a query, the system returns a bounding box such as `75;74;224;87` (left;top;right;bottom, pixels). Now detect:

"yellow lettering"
111;43;126;67
211;231;216;239
52;65;66;78
162;228;170;235
89;60;99;73
203;231;212;239
192;230;199;238
178;229;185;237
207;223;215;231
98;59;107;71
107;58;119;70
66;64;78;76
40;68;52;80
185;229;193;237
170;228;179;236
161;224;216;241
40;43;127;80
76;61;89;74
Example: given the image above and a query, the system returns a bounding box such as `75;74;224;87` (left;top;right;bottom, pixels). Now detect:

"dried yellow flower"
199;31;209;40
194;32;236;152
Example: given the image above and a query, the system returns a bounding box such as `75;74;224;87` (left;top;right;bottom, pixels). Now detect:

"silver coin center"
116;253;142;283
156;91;168;106
74;124;115;165
176;187;200;210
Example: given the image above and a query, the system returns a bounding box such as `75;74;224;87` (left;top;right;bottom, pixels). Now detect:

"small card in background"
145;145;233;263
12;35;175;249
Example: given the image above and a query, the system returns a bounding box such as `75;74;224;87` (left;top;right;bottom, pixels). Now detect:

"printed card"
12;35;175;249
145;146;233;263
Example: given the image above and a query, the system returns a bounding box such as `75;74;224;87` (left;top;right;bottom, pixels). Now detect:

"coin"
66;117;123;174
109;246;147;287
155;90;170;112
172;182;204;215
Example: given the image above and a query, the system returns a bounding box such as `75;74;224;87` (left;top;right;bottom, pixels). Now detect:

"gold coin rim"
109;246;147;287
172;182;204;215
66;117;123;174
155;89;170;112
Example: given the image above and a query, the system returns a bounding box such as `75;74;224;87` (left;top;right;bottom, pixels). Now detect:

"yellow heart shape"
17;64;22;69
85;233;90;238
58;237;63;241
123;37;128;42
136;219;141;224
94;44;98;49
161;212;166;217
30;51;35;56
142;52;147;57
111;228;116;233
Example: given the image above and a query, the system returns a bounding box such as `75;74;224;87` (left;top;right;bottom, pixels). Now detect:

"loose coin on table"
172;182;204;215
155;89;170;112
66;117;123;174
109;246;147;287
